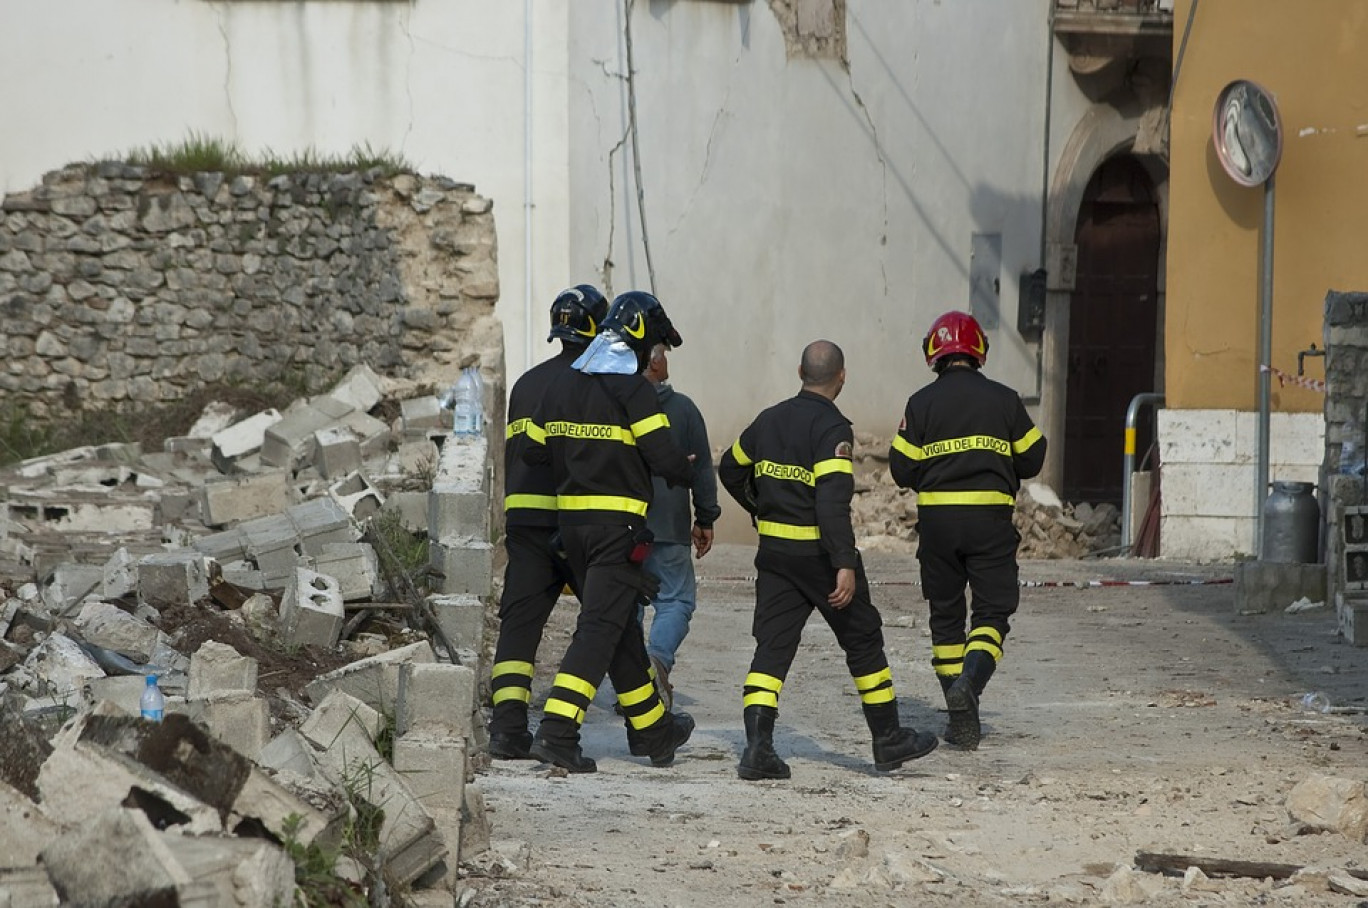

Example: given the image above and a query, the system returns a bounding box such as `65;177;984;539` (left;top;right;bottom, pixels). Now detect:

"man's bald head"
800;340;846;398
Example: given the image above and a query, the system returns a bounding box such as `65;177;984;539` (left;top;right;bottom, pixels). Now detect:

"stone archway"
1039;105;1169;497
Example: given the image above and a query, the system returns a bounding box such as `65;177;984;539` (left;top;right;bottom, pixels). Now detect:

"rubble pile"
0;363;494;907
849;433;1123;558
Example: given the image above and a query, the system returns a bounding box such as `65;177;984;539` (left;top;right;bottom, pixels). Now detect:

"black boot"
944;650;997;750
529;721;597;773
626;711;696;766
488;704;534;760
864;702;939;771
738;705;791;780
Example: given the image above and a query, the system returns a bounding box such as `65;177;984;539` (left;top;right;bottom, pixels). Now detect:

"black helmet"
547;284;609;343
602;290;683;355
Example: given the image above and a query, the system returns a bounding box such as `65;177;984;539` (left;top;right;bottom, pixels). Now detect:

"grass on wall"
119;133;412;178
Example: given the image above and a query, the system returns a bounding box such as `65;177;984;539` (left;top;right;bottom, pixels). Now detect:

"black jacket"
504;346;581;527
526;369;694;526
888;366;1046;511
718;389;859;570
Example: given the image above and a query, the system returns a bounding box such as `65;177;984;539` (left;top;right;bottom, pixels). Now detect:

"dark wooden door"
1063;156;1161;506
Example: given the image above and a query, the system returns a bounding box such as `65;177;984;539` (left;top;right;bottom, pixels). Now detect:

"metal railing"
1120;392;1165;553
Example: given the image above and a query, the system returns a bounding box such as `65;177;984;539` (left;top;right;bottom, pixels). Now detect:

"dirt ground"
459;543;1368;908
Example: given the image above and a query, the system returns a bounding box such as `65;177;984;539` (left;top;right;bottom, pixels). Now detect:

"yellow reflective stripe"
551;672;597;700
743;690;779;708
730;439;753;466
505;494;557;512
861;686;896;705
745;672;783;694
491;687;531;705
813;458;853;478
969;626;1004;645
492;660;534;679
757;520;821;540
544;698;585;723
526;421;547;444
617;681;656;707
556;494;649;516
755;460;813;485
628;702;666;729
918;434;1011;459
966;639;1003;660
544;421;637;445
932;644;966;660
1122;426;1136;456
891;434;924;460
934;663;963;677
917;491;1016;506
631;412;669;438
853;667;893;692
506;417;530;440
1013;426;1044;454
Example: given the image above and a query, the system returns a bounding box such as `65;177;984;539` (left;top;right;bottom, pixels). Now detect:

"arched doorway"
1062;155;1161;506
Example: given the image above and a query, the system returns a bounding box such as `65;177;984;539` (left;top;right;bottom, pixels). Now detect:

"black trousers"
915;508;1021;680
489;524;578;736
744;548;891;710
536;523;664;746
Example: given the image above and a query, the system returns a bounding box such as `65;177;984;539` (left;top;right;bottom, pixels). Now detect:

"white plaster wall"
1158;409;1325;562
566;1;1054;447
0;0;571;385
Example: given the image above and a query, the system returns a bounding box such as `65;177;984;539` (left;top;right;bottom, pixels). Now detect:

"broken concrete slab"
184;692;272;760
187;640;258;698
261;396;355;470
74;599;159;662
20;632;105;700
201;469;296;527
137;550;210;608
303;640;437;714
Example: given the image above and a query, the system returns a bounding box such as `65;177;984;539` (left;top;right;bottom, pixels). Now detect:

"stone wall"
1324;290;1368;638
0;163;504;420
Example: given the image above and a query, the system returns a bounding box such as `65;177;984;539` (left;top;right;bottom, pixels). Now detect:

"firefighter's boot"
737;705;791;781
864;702;939;771
626;711;696;766
529;720;597;774
488;703;534;760
944;651;997;750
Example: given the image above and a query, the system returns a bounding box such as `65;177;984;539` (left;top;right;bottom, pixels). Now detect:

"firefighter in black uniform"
488;285;609;760
524;290;697;773
718;340;939;780
888;310;1046;750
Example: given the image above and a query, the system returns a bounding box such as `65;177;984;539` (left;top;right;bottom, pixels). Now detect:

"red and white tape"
1260;364;1327;392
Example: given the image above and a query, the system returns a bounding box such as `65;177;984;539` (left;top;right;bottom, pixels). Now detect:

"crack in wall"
398;5;416;153
846;76;889;297
211;3;239;136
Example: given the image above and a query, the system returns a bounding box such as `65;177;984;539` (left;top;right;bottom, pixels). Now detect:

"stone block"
201;470;296;527
1160;514;1253;563
427;594;486;652
1161;464;1253;519
328;363;385;413
261;397;355;469
429;540;494;596
137;551;210;608
211;409;283;460
1158;409;1240;465
280;567;344;649
184;692;272;760
313;426;364;480
40;562;104;614
301;688;385;748
74;599;159;661
397;661;477;739
288;496;358;553
1234;561;1328;614
101;547;139;599
1340;595;1368;646
242;518;303;586
194;527;249;564
393;733;466;860
461;782;491;860
303;641;437;713
188;640;259;698
311;542;381;602
22;633;105;700
1287;773;1368;842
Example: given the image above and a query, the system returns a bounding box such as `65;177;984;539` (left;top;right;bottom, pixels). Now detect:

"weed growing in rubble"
280;813;366;908
120;132;411;179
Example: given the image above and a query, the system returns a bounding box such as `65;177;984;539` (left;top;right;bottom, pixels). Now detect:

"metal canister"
1260;480;1320;564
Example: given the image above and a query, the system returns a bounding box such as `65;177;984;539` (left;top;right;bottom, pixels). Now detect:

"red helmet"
923;310;988;368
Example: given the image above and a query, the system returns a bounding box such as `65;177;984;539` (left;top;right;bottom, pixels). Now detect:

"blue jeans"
639;542;696;671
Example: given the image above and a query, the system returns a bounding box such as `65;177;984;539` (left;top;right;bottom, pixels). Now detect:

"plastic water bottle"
141;674;165;721
451;367;484;436
1300;691;1331;714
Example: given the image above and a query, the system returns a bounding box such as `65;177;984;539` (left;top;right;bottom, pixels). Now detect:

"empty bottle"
1300;691;1331;714
451;366;484;436
141;674;165;722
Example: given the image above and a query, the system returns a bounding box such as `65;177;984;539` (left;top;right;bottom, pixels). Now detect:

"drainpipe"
524;0;535;376
1121;392;1165;554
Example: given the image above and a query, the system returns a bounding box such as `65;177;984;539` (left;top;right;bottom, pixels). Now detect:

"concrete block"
212;409;284;460
303;641;437;713
137;551;210;608
101;547;139;599
0;781;60;871
201;470;296;527
261;397;355;469
1340;596;1368;646
1160;515;1253;563
188;640;258;698
382;490;431;534
1158;409;1240;465
402;395;446;432
461;781;491;861
397;662;477;739
1234;561;1328;614
194;527;249;564
40;562;104;614
427;594;486;652
86;674;148;716
429;484;490;545
429;540;494;596
327;471;385;523
1270;412;1328;467
40;807;189;907
301;688;385;748
242;518;303;586
289;496;360;554
184;692;272;760
280;567;344;649
311;542;381;602
75;599;159;661
340;409;393;460
313;427;364;480
328;364;385;413
257;728;320;778
1161;464;1254;519
0;866;60;906
160;833;298;908
23;633;105;699
393;733;466;860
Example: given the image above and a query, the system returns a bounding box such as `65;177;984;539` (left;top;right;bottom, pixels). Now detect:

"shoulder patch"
834;440;853;460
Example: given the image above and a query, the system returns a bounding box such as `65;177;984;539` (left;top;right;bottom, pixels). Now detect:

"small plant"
118;133;412;179
280;813;366;908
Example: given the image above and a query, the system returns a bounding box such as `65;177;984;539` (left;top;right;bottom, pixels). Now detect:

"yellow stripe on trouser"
743;671;783;709
617;679;666;729
932;643;966;678
544;672;597;724
966;626;1004;662
491;659;535;705
853;666;895;705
